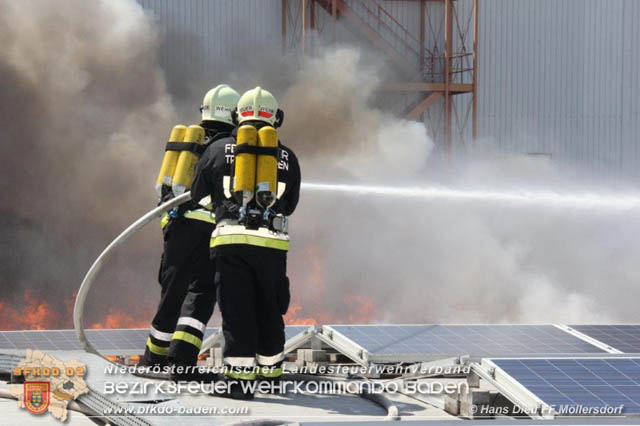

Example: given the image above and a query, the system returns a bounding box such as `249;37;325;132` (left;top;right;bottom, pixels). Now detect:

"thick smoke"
279;47;639;324
279;48;433;178
0;0;172;327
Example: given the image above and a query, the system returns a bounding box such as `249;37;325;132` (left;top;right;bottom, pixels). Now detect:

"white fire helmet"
200;84;240;126
236;86;281;127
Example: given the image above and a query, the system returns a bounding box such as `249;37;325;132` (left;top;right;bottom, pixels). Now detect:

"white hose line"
73;192;192;362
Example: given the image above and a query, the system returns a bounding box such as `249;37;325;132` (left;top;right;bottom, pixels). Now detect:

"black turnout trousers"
167;261;218;365
216;245;290;370
142;218;214;365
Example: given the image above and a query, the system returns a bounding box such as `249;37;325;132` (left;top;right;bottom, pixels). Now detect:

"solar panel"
0;326;307;353
492;358;640;415
285;326;308;340
0;328;214;352
571;325;640;354
326;325;606;362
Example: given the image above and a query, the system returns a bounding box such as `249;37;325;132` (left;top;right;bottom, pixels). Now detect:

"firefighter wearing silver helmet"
189;87;301;398
141;84;240;370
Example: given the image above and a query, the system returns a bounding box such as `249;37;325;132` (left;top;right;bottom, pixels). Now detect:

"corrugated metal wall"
479;0;640;176
137;0;281;71
137;0;640;176
136;0;281;111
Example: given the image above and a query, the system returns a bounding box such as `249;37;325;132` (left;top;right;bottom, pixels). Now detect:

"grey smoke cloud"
0;0;173;325
280;46;638;324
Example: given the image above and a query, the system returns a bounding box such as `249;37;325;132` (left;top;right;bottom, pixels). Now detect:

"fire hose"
73;192;192;363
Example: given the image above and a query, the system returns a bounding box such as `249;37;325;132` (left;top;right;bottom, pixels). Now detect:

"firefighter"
190;87;300;399
141;84;240;368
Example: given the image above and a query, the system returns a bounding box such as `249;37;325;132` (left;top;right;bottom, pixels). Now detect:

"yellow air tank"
172;125;205;196
233;125;258;206
256;126;278;208
156;125;187;199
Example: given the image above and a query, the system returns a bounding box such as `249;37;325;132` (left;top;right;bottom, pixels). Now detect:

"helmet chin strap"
274;109;284;128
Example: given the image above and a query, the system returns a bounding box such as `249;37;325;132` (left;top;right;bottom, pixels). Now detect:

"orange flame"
284;304;318;325
0;290;63;330
0;243;379;332
283;244;378;325
0;290;157;331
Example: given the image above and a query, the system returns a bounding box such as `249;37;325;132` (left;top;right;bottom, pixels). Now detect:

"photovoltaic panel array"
0;326;308;352
0;329;85;351
571;325;640;354
327;325;606;360
492;358;640;415
0;328;214;351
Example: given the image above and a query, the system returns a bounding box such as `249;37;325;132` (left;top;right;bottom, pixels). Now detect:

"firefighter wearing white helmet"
187;87;301;398
201;84;239;126
142;84;240;372
235;86;283;127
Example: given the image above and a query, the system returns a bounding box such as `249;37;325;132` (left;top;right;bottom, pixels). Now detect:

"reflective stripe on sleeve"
223;176;232;199
146;337;169;355
197;195;212;208
256;352;284;366
150;326;173;342
277;182;286;199
177;316;207;334
172;331;203;349
160;213;170;229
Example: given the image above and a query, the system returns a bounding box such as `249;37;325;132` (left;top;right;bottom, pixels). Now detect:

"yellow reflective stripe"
225;370;257;380
146;337;169;355
258;367;283;378
160;213;170;229
183;209;216;224
210;235;290;251
172;331;202;349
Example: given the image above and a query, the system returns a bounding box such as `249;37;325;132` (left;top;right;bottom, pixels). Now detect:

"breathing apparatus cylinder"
172;125;205;196
256;126;278;208
233;125;258;207
155;125;187;199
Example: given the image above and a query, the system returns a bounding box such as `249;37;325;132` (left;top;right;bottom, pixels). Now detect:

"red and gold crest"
24;381;50;414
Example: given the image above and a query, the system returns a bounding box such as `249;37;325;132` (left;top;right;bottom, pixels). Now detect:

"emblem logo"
24;381;50;414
